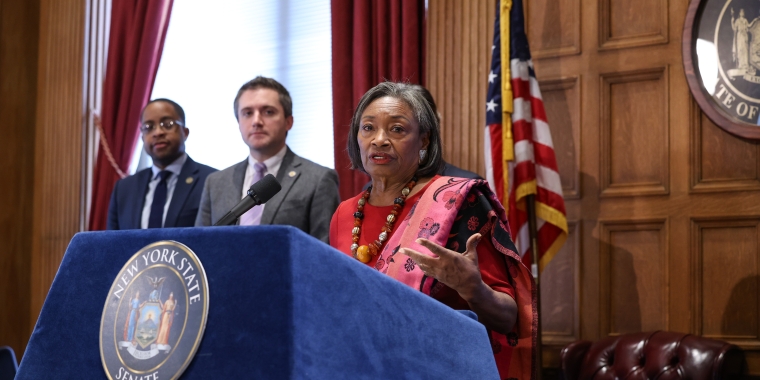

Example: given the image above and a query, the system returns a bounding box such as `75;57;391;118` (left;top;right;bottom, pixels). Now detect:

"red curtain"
88;0;175;230
331;0;426;200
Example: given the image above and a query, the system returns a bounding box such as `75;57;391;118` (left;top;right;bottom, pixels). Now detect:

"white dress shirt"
241;146;287;213
140;153;188;229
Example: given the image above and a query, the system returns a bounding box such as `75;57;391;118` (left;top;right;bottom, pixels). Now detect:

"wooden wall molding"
426;0;495;176
0;0;39;358
539;76;581;199
599;219;668;336
30;0;87;327
690;99;760;193
541;220;581;345
600;67;669;197
598;0;668;51
691;216;760;350
525;0;581;59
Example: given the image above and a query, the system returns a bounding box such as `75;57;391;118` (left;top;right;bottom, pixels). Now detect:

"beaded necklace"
351;177;417;263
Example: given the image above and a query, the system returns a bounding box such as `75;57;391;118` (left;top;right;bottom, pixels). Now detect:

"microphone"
213;174;282;226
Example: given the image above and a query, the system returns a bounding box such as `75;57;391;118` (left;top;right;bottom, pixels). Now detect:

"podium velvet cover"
17;226;499;379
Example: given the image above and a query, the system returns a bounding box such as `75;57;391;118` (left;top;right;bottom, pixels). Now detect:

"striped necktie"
239;162;267;225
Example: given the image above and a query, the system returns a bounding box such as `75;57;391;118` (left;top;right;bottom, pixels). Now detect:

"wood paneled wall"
30;0;86;337
0;0;88;359
0;0;39;359
31;0;87;354
428;0;760;375
426;0;494;174
4;0;760;374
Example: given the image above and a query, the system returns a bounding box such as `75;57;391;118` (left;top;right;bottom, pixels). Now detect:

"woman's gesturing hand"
400;233;517;334
400;233;485;299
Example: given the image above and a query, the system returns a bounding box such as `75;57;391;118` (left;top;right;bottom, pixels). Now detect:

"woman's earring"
419;149;427;163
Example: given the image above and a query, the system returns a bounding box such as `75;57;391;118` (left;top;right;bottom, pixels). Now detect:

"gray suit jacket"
195;147;340;243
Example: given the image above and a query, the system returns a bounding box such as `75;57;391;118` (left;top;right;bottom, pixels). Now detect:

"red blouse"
329;177;514;308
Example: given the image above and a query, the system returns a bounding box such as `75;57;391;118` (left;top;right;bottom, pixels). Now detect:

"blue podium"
17;226;498;379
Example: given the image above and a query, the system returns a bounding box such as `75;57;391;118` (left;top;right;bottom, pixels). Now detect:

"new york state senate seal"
100;241;209;380
700;0;760;124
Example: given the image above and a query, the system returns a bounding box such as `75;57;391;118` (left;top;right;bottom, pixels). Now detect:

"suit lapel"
261;148;301;225
164;157;199;227
232;159;247;195
133;169;153;229
227;159;248;226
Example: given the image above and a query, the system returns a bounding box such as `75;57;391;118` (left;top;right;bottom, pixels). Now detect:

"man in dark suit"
195;76;340;244
107;99;217;230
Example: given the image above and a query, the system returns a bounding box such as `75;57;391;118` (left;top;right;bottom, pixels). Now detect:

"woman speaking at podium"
329;82;537;379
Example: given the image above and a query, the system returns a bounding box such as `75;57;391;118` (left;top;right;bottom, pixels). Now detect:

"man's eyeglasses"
140;119;183;134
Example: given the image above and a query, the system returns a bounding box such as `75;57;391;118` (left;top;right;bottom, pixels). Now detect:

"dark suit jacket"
107;156;217;230
195;147;340;243
441;161;483;179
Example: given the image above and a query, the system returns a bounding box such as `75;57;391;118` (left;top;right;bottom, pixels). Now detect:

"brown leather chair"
560;331;746;380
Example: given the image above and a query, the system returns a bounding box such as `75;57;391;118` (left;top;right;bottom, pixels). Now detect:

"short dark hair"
143;98;186;124
347;82;444;178
233;76;293;120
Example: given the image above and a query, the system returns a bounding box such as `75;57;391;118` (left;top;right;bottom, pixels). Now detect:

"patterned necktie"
148;171;172;228
239;162;267;225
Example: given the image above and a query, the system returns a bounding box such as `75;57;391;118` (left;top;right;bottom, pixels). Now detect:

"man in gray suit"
195;76;340;243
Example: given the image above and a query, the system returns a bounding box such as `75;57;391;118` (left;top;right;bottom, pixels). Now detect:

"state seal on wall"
99;241;209;380
684;0;760;139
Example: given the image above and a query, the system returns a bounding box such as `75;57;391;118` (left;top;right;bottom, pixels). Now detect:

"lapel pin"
186;177;194;184
289;171;297;178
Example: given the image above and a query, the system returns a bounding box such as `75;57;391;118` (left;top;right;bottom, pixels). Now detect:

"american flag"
484;0;568;274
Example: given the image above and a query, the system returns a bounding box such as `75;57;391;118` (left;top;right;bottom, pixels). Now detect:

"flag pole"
526;193;543;380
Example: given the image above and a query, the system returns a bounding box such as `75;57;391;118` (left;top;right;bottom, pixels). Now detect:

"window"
131;0;333;173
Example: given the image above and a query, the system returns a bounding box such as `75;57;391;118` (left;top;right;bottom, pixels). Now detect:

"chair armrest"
713;343;746;380
560;340;592;380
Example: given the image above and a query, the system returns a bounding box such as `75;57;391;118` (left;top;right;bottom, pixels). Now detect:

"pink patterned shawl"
374;176;537;379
